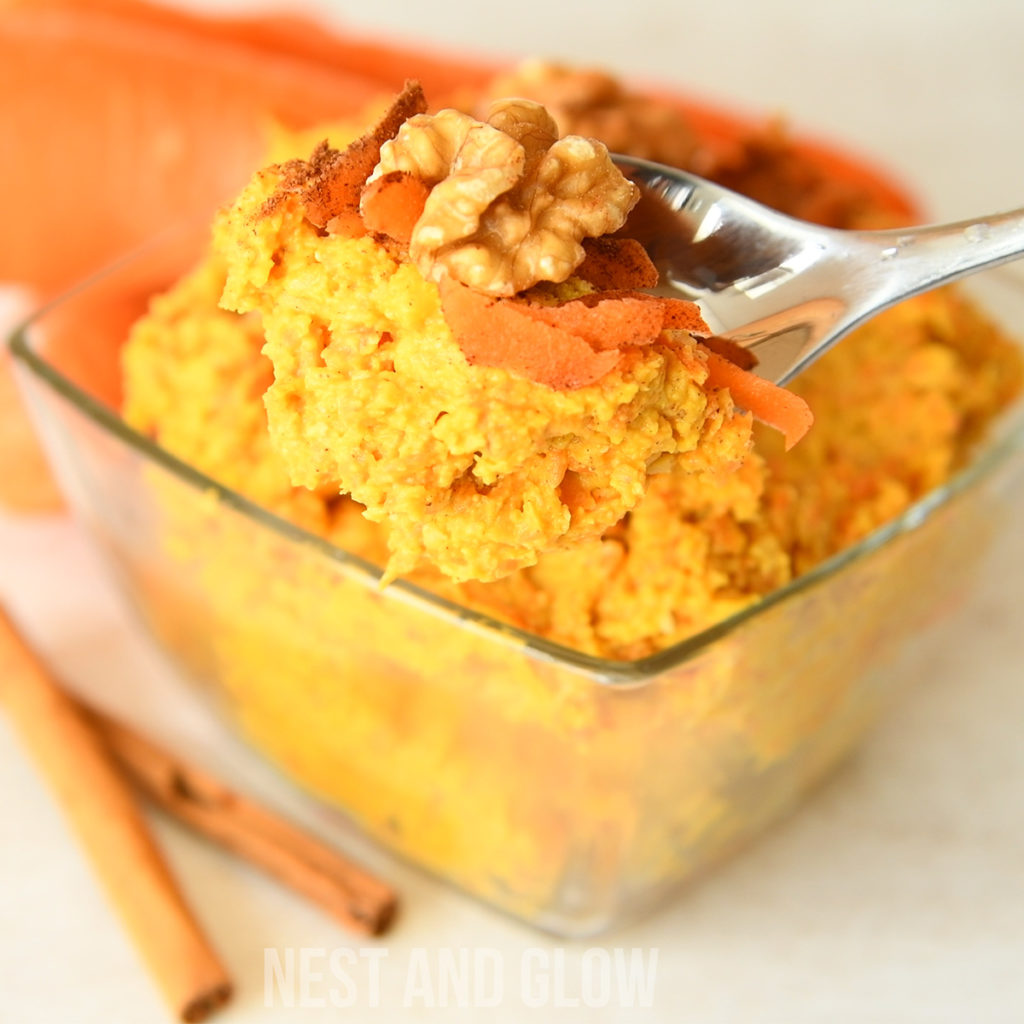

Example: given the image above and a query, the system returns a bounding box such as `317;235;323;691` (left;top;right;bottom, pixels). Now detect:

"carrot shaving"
440;278;726;390
702;350;813;449
359;171;429;243
575;290;711;336
576;237;660;290
273;81;426;234
656;297;713;334
439;280;620;389
516;296;664;351
698;335;758;371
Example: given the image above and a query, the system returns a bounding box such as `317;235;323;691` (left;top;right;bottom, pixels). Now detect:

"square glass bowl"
9;233;1024;937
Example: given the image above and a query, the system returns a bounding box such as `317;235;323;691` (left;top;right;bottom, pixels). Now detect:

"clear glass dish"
9;231;1024;937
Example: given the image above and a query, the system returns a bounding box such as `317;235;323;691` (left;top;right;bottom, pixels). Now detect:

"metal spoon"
614;155;1024;383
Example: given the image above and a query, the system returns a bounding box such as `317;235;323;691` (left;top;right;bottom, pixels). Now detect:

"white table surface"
3;1;1024;1021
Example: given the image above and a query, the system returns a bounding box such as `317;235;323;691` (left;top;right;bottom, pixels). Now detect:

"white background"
3;1;1024;1021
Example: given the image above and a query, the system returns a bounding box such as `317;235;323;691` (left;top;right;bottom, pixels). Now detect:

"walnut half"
366;98;640;296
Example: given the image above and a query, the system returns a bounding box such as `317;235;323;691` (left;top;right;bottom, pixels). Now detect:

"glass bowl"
8;230;1024;938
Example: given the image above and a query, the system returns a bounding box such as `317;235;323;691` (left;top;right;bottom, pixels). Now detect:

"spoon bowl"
615;155;1024;383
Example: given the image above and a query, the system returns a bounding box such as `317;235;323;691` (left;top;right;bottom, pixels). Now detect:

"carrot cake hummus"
209;84;771;584
122;68;1023;659
116;63;1022;929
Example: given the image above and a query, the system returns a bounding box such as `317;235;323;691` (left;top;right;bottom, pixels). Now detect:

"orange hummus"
116;65;1023;928
123;76;1022;657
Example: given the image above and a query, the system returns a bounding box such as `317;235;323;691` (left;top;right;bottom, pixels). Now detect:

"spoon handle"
857;207;1024;306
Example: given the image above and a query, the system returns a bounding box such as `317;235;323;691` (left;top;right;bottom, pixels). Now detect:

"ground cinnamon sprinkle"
264;80;428;232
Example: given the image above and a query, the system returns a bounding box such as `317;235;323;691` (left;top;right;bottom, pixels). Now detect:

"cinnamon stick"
0;604;232;1023
91;711;399;937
